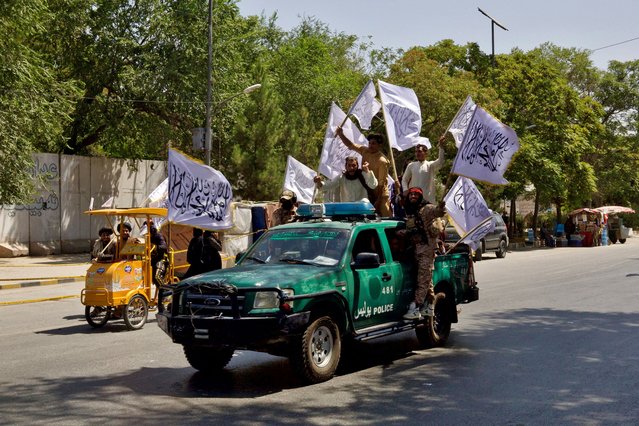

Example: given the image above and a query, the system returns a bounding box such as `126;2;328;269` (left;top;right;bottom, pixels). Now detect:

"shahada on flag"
450;106;519;185
167;148;233;230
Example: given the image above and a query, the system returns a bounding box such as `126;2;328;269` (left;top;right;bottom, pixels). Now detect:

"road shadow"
37;316;158;335
5;308;639;424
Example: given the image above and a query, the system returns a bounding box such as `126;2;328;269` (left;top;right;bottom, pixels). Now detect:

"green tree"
0;0;81;204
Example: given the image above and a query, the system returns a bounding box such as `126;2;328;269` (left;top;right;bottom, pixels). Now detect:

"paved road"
1;240;638;424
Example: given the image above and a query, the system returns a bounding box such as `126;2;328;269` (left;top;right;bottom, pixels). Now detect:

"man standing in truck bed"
335;127;391;216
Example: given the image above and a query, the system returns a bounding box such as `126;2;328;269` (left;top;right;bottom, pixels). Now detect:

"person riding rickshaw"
81;207;178;330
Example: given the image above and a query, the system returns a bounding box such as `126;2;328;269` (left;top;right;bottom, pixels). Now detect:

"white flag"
451;106;519;185
318;102;368;179
444;176;494;250
147;177;168;207
378;80;430;151
167;148;233;230
283;156;316;204
447;95;477;148
348;80;381;130
101;196;114;208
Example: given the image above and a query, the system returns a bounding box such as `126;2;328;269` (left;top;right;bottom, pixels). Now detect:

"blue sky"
237;0;639;70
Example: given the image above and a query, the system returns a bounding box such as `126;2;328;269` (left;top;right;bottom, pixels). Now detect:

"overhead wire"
591;36;639;52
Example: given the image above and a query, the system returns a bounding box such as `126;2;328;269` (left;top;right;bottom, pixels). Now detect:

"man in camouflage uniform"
271;190;298;226
401;187;446;320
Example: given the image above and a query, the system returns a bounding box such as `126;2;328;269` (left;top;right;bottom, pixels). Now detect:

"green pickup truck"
157;202;478;383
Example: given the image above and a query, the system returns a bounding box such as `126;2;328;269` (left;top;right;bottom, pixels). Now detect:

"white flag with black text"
283;156;316;204
447;95;477;148
444;176;494;250
451;106;519;185
378;80;430;151
167;148;233;229
318;102;368;179
348;80;381;130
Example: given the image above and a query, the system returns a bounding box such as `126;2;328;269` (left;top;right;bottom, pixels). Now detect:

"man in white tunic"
401;136;445;204
314;157;378;202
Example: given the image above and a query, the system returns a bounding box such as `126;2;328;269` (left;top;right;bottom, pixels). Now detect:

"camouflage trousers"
414;242;436;306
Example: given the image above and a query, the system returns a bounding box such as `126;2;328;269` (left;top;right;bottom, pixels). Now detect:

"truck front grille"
181;282;243;318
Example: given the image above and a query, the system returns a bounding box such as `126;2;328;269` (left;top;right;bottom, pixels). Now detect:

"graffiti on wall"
0;159;60;217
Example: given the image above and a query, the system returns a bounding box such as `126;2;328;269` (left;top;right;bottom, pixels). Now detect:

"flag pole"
376;81;399;184
444;214;493;254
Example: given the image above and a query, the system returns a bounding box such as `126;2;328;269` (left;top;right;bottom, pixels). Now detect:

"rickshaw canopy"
84;207;168;217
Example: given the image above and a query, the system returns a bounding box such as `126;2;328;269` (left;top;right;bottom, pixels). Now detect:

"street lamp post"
203;1;261;167
478;7;508;67
213;84;262;167
205;0;214;167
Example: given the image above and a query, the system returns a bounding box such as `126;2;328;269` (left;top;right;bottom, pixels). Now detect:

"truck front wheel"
290;316;341;384
416;292;452;348
183;345;234;374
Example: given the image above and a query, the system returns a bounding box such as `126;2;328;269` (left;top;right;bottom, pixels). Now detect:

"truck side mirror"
352;252;380;269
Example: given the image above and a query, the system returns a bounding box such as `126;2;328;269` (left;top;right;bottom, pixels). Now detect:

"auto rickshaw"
81;207;178;330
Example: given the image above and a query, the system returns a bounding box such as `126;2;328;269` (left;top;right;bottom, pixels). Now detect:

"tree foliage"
1;2;637;212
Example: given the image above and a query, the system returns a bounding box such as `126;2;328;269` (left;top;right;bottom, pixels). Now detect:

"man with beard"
400;187;446;320
335;127;391;216
314;156;377;202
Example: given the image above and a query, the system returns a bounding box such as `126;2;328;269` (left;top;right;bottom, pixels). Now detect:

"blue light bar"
297;201;375;218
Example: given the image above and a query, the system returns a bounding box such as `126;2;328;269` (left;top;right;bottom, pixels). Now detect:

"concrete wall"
0;153;166;257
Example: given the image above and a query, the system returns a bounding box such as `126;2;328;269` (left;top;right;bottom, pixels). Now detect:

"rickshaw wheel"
85;306;110;328
123;295;148;330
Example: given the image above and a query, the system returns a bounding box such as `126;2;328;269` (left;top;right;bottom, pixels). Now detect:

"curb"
0;276;84;290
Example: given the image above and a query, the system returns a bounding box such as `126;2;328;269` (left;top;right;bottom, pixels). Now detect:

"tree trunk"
532;190;540;240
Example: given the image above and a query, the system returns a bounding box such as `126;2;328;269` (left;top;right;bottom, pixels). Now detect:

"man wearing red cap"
401;187;446;320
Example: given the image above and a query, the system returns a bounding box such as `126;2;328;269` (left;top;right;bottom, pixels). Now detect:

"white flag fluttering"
447;95;477;148
283;156;316;204
318;102;368;179
444;176;494;251
451;106;520;185
348;80;381;130
378;80;430;151
167;148;233;230
101;196;115;208
147;177;168;207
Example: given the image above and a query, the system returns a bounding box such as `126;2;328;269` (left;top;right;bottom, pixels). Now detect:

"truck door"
350;228;401;330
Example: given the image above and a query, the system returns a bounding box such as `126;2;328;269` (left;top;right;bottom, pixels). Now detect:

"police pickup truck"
157;202;478;384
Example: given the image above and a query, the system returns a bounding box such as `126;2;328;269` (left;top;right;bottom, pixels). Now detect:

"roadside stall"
596;205;635;244
567;208;603;247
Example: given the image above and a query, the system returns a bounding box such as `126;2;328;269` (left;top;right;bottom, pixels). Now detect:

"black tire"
290;316;341;384
123;294;148;330
496;238;507;258
85;306;110;328
619;238;626;244
183;345;234;374
415;292;452;348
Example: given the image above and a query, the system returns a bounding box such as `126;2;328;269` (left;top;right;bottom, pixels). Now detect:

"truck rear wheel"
290;316;341;384
416;292;451;348
183;345;234;374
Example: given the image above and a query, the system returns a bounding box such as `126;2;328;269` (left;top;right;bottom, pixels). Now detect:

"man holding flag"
335;127;391;216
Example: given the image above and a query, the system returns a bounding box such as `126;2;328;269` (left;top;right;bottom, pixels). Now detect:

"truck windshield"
241;228;350;266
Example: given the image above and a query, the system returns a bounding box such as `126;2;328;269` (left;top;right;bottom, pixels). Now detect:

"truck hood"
179;264;341;289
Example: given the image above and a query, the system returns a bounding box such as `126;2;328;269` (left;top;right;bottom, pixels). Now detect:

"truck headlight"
253;289;294;309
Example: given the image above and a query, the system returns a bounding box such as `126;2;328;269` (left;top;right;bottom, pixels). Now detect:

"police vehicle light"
297;201;375;218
